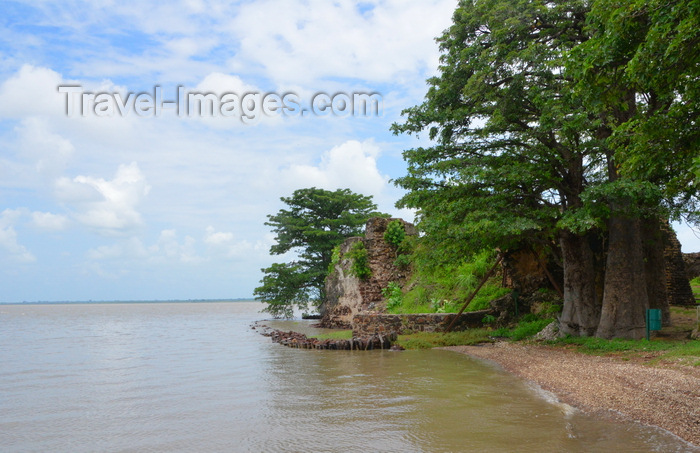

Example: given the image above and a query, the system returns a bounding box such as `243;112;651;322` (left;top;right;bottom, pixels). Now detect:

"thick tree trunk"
641;217;671;326
559;231;600;336
596;212;648;339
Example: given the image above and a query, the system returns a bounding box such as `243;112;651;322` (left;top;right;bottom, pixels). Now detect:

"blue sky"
1;0;698;302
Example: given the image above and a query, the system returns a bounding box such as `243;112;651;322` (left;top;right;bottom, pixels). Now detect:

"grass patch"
492;317;554;340
395;329;494;349
309;330;353;341
548;335;700;366
690;276;700;302
387;248;509;314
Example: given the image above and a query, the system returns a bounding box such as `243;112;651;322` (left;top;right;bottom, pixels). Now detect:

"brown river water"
1;301;695;452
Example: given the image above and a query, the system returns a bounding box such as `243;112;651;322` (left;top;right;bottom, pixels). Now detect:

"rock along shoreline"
444;342;700;448
252;322;401;350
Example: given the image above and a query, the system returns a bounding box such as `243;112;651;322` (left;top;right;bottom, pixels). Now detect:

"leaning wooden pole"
446;254;503;332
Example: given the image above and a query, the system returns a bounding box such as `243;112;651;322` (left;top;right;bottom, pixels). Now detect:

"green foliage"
328;245;341;275
347;241;372;280
398;285;433;313
255;187;386;317
382;282;403;311
383;220;406;248
569;0;699;218
253;262;310;318
482;314;497;325
392;0;594;259
492;317;554;341
392;248;508;314
393;253;412;270
390;0;699;339
552;336;700;365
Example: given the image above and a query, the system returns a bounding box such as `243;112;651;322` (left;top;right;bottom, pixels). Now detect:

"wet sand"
445;342;700;447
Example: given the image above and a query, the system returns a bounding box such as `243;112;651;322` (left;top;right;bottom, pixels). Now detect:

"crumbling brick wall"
319;217;416;328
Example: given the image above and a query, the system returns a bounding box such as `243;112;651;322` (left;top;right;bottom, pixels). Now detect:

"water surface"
0;302;694;452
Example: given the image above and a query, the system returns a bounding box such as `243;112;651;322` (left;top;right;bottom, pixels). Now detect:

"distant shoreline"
0;299;256;305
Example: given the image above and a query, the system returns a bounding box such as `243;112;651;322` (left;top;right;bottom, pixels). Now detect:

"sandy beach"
445;342;700;448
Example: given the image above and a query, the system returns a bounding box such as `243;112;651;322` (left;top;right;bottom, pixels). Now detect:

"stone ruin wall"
352;311;491;337
320;217;416;329
684;252;700;278
664;223;696;306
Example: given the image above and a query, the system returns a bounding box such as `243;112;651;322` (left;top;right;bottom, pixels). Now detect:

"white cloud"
204;226;234;245
0;65;68;118
195;72;257;94
282;139;388;196
0;209;36;263
86;237;148;261
17;117;75;178
230;0;456;85
32;211;70;230
86;229;203;266
155;229;202;263
0;1;452;301
55;162;151;234
6;1;454;88
204;225;253;258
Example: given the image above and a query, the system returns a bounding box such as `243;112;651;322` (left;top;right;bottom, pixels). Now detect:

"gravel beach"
445;342;700;447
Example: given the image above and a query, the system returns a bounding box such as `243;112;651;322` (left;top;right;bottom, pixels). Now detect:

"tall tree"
393;0;698;338
254;187;385;318
568;0;699;337
392;0;604;335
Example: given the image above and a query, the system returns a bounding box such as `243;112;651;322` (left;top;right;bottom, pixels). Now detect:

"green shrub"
328;245;341;274
384;219;406;248
482;314;496;324
508;319;553;340
392;248;507;314
394;253;412;270
347;241;371;280
382;282;403;311
465;286;510;311
491;315;554;340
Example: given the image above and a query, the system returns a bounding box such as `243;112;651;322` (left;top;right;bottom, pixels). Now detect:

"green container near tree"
646;309;662;340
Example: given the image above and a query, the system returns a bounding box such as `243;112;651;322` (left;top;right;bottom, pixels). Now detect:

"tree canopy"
254;187;385;318
392;0;698;338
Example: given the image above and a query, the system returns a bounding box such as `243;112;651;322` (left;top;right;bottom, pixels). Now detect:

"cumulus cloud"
16;117;75;177
282;140;388;196
86;237;149;261
5;1;454;88
195;72;258;94
55;162;151;234
86;229;203;266
0;65;68;118
154;229;201;263
204;225;253;258
0;209;35;263
230;0;456;85
31;211;70;230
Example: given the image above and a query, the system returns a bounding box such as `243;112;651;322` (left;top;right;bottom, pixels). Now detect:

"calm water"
0;302;694;452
